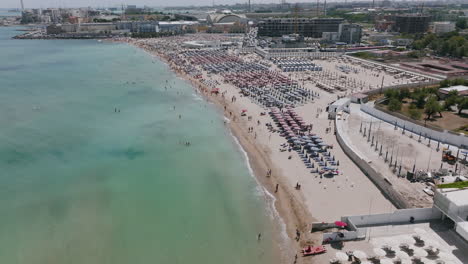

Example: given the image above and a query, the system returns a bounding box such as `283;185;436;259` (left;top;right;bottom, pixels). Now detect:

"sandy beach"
111;34;405;263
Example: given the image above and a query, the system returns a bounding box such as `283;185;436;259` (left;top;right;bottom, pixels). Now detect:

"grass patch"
454;125;468;135
437;181;468;189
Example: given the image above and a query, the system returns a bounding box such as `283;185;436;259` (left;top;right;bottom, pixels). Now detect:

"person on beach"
257;233;261;241
275;184;279;193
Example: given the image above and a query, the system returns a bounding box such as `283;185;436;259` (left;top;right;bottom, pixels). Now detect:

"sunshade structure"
380;259;393;264
335;252;348;262
413;248;428;258
373;248;386;257
353;250;367;260
396;250;410;260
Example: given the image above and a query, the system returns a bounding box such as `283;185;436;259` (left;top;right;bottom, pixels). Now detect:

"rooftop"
440;188;468;207
439;85;468;95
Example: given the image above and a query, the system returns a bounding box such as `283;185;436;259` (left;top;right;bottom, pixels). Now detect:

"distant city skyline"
0;0;445;9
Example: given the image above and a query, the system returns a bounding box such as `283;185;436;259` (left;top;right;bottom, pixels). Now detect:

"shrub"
388;98;402;112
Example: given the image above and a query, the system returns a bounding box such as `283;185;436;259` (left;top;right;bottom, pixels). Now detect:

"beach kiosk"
328;98;351;119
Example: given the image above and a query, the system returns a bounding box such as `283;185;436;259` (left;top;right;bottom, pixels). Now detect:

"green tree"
408;108;422;120
399;88;410;100
384;89;398;99
424;97;442;120
457;97;468;115
444;90;459;110
456;18;467;30
414;93;426;109
388;98;402;112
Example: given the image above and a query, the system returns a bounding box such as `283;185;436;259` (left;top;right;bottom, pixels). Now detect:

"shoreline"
120;39;318;262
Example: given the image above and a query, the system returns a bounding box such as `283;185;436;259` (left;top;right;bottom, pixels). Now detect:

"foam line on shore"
227;126;291;250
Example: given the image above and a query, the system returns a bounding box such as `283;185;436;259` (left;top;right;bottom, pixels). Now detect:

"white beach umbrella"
353;250;367;260
414;248;428;258
335;252;348;262
396;251;410;260
373;248;386;257
399;235;416;245
380;259;393;264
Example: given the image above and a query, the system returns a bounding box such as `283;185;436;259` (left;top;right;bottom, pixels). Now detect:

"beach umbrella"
373;248;386;257
399;235;416;245
335;221;347;228
380;259;393;264
335;252;348;262
414;248;428;258
353;250;367;260
396;251;410;260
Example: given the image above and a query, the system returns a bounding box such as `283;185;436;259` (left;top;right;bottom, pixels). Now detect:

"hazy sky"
1;0;258;9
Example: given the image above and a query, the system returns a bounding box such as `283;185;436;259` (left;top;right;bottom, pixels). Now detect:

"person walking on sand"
275;184;279;193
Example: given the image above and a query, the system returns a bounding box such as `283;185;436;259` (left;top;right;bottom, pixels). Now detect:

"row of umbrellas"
182;50;240;65
202;61;268;74
271;107;339;174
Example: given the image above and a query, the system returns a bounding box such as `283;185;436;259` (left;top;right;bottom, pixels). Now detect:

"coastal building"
322;32;339;43
328;98;351;118
433;187;468;241
394;14;430;34
257;18;344;38
206;13;247;25
431;22;456;34
438;85;468;99
338;23;362;44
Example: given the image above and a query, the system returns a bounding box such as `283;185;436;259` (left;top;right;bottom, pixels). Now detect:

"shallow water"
0;27;280;264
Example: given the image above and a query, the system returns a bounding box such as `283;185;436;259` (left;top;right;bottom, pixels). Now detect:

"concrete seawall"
335;116;410;209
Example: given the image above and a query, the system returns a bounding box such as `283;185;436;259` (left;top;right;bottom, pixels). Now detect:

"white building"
328;98;351;118
432;22;456;34
433;187;468;241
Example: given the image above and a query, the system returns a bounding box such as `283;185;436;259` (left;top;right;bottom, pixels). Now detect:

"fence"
361;104;468;148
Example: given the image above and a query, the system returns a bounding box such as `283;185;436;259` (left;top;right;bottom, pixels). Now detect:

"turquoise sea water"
0;27;281;264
